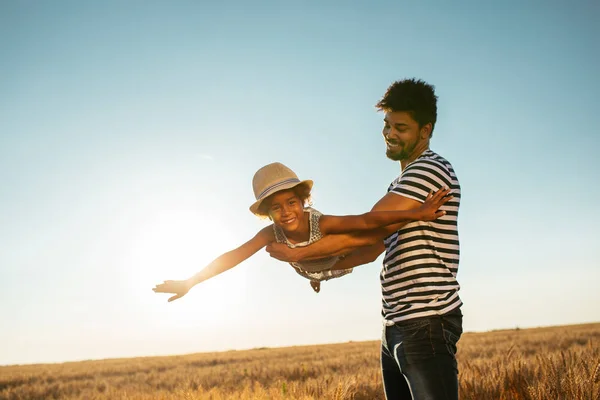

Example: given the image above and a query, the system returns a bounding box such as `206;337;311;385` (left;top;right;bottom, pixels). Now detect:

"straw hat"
249;162;313;215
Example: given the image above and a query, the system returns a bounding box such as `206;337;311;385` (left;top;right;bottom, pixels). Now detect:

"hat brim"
249;179;313;216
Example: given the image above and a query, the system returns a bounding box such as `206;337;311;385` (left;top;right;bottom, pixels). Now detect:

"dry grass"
1;323;598;400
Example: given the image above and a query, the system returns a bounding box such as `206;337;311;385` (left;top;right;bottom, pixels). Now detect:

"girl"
153;162;451;299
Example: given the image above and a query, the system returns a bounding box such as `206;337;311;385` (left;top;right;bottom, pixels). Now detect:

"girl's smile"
266;189;310;243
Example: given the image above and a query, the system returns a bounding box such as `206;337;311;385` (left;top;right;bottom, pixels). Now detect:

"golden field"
1;323;599;400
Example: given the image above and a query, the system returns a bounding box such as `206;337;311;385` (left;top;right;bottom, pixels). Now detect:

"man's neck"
400;145;430;170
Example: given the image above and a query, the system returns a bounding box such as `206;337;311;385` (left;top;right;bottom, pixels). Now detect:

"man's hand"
153;279;192;302
265;242;300;262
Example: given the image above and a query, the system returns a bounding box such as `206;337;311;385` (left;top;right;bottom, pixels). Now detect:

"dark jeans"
381;308;463;400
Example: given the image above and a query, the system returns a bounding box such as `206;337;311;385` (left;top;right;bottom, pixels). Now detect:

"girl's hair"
256;183;313;218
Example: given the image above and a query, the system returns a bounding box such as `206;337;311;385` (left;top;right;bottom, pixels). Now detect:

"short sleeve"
389;159;453;203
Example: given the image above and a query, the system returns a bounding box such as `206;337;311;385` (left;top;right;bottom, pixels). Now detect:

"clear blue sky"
1;0;598;365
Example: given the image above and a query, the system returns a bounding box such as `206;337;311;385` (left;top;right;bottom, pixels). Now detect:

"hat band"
257;178;301;200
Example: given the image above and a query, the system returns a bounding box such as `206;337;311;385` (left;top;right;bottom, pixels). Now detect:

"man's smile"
385;138;401;149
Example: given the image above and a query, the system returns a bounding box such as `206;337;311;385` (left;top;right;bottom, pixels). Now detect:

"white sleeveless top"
272;207;353;282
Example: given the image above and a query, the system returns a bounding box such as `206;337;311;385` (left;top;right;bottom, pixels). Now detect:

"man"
266;78;462;399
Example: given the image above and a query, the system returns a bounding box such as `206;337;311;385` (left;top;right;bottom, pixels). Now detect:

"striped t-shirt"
381;149;461;323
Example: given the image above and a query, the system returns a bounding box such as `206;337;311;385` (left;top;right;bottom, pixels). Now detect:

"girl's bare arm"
319;188;450;235
153;226;275;301
187;226;275;287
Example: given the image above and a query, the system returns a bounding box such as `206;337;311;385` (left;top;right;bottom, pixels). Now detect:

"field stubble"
1;323;599;400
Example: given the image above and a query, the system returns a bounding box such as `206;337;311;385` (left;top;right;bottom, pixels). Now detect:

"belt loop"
437;314;444;332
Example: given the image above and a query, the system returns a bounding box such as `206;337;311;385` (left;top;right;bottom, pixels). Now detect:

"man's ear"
420;123;432;139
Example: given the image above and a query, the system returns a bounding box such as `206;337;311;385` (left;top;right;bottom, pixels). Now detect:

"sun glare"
125;208;247;322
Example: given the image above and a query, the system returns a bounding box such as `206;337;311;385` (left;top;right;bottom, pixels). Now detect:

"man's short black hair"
376;78;438;135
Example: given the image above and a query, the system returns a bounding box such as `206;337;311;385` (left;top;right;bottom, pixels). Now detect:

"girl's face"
266;189;306;233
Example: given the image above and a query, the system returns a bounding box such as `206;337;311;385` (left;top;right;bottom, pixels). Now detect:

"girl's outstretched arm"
319;187;451;235
153;226;275;302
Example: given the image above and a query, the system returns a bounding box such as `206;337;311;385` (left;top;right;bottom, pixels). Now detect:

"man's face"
382;111;425;161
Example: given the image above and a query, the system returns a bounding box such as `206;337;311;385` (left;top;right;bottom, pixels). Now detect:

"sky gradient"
1;0;599;365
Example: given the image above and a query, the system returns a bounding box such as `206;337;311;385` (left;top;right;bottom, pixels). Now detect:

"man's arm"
266;231;379;262
266;193;423;262
330;241;386;271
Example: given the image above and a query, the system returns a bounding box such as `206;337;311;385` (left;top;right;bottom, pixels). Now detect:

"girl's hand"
310;281;321;293
152;279;192;302
417;187;453;221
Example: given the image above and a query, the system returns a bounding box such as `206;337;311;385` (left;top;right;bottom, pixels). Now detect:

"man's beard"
386;140;417;161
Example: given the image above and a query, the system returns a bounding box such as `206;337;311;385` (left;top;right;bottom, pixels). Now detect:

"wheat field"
1;323;599;400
